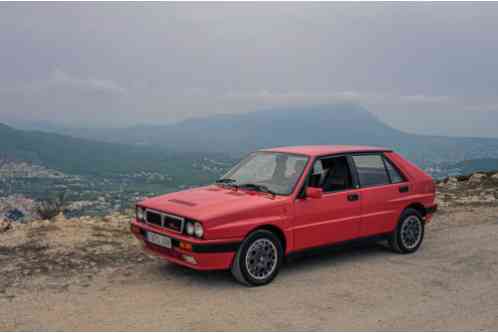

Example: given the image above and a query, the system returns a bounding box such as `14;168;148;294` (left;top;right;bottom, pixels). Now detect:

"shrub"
36;192;67;220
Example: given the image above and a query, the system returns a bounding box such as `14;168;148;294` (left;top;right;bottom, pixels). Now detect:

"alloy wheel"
245;238;278;280
400;215;422;249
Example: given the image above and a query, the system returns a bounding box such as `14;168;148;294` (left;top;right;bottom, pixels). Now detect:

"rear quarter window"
383;157;406;183
352;154;390;187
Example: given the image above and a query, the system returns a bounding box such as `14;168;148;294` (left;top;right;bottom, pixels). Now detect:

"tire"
389;208;425;254
231;229;283;286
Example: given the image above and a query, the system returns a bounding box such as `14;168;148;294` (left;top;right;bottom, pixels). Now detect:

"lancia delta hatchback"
131;145;437;286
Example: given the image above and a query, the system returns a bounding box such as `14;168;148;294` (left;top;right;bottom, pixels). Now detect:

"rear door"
351;153;410;237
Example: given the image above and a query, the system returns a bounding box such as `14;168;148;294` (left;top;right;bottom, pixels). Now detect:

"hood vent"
227;191;245;196
205;187;222;191
168;199;197;207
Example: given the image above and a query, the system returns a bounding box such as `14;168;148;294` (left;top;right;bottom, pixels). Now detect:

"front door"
293;156;362;251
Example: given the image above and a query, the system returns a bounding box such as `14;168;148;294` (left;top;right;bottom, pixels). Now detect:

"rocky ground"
0;212;150;296
436;171;498;207
0;172;497;330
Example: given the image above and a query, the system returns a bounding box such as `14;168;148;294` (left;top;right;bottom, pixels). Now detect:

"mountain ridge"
40;103;498;164
4;103;498;168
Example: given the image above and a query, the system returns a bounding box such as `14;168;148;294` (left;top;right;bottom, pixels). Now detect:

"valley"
1;104;497;221
0;158;231;219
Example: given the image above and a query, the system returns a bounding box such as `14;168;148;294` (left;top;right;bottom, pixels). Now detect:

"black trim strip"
192;242;240;253
287;232;391;261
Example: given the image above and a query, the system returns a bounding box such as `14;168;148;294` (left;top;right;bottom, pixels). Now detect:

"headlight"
185;221;195;235
136;207;145;221
194;222;204;238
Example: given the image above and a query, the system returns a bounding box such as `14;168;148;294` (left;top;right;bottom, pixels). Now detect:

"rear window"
352;154;390;187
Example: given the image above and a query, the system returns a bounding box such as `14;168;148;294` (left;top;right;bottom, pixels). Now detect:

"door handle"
399;185;409;193
347;193;360;201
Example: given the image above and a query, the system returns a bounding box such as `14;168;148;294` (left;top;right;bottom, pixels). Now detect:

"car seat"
322;161;350;192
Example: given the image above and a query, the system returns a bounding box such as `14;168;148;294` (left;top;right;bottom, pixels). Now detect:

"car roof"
260;145;391;157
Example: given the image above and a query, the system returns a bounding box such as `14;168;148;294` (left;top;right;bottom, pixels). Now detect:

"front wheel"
231;230;283;286
389;208;425;254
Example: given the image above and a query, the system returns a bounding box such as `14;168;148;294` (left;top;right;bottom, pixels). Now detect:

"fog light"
181;254;197;264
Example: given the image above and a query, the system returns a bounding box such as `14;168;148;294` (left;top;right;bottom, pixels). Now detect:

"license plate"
146;231;172;249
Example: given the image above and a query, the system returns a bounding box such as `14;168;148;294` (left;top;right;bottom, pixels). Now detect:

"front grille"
145;209;184;233
146;211;162;226
163;215;182;231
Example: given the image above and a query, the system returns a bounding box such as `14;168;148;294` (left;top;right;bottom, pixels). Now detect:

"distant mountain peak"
0;123;13;130
5;104;498;165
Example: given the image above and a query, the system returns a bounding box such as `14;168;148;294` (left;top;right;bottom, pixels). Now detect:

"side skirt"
285;232;392;262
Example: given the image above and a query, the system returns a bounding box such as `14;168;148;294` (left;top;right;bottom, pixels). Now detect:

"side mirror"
306;187;323;199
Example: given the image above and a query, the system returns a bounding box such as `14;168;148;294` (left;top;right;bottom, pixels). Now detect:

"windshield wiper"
215;178;237;184
239;183;276;196
215;178;239;189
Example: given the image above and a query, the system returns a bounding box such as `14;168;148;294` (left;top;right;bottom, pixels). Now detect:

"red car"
131;145;437;286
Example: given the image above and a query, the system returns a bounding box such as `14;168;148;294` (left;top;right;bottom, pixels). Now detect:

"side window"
383;157;405;183
352;154;390;187
321;156;354;192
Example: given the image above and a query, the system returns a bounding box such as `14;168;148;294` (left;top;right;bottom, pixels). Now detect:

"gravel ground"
1;205;497;331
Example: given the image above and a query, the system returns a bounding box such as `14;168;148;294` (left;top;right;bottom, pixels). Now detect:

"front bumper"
130;219;240;270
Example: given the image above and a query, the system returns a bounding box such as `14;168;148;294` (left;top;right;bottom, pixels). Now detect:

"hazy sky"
1;3;498;137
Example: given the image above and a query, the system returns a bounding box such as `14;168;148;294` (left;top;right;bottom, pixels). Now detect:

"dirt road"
1;207;497;331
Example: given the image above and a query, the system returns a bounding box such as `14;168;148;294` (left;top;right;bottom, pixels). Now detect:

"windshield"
218;152;309;195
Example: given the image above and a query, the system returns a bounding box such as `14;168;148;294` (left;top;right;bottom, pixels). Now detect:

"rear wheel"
389;208;424;254
231;230;283;286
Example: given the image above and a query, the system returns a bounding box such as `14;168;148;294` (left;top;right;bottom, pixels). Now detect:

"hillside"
0;123;226;183
0;123;238;216
44;104;498;164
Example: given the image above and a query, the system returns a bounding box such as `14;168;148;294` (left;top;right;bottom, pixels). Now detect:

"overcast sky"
1;3;498;137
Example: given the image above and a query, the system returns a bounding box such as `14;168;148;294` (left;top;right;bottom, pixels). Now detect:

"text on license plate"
146;231;172;249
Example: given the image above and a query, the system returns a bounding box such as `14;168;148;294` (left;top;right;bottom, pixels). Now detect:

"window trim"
381;155;393;184
295;150;404;197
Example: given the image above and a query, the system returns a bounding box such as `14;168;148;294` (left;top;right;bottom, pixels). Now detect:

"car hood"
139;185;287;222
